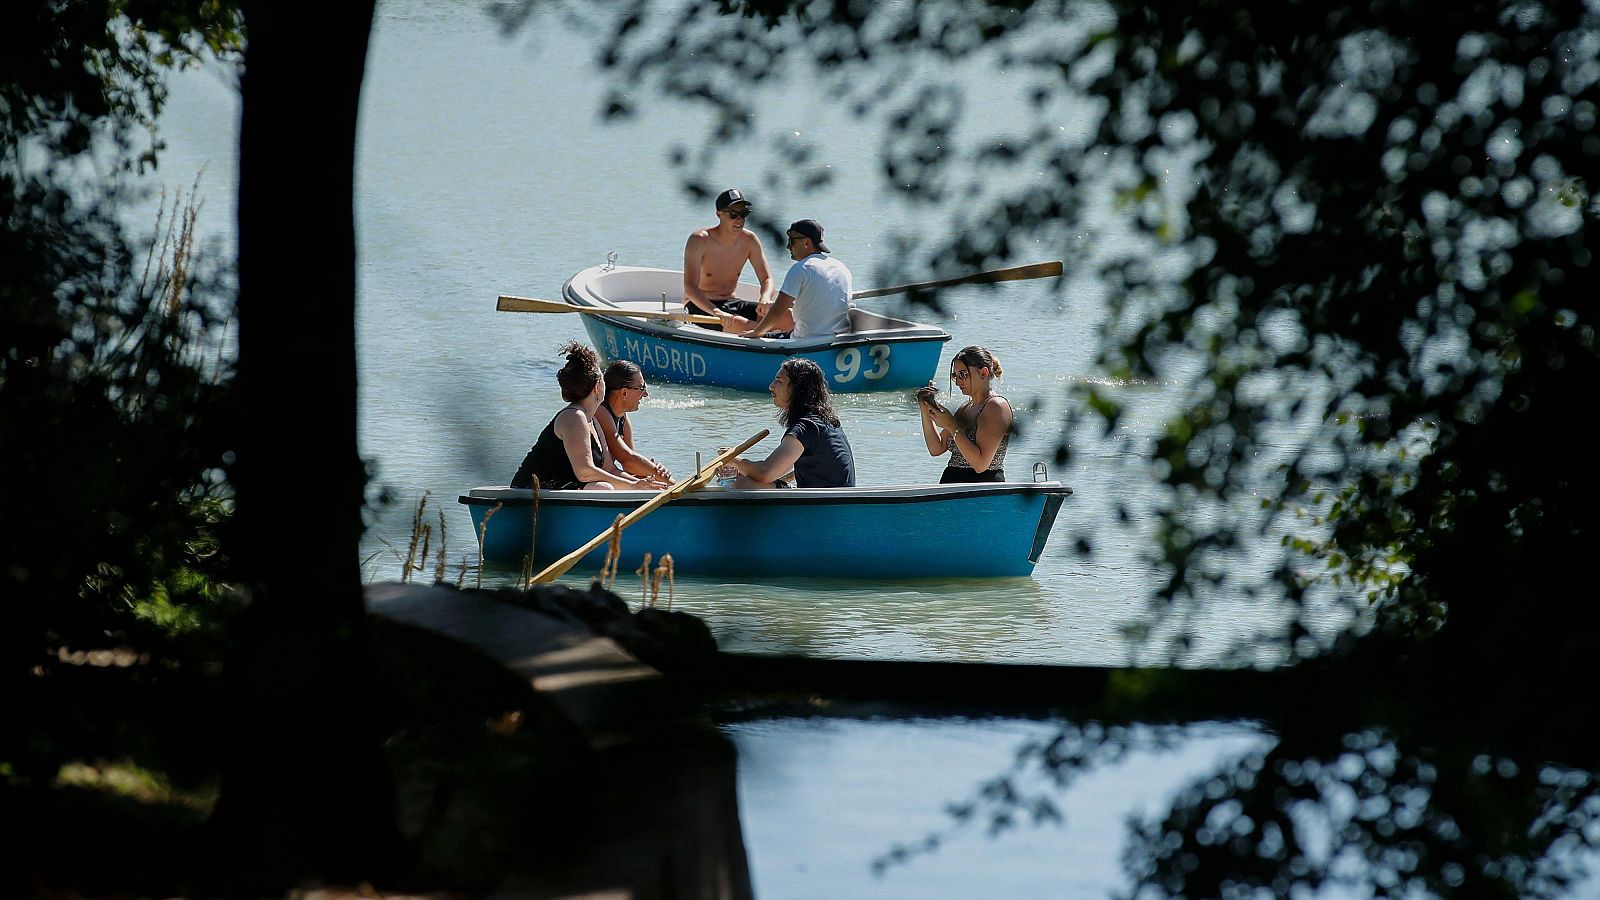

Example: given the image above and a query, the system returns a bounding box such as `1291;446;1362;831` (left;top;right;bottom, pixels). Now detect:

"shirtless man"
683;188;793;334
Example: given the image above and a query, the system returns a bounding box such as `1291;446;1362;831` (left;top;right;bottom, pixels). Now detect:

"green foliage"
1116;728;1600;899
2;1;243;677
1;2;242;172
1;182;237;666
129;495;232;637
563;0;1599;669
527;0;1600;894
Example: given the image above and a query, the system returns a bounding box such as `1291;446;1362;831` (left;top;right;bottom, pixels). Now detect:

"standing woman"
598;361;673;485
919;346;1013;483
511;342;659;491
731;358;856;488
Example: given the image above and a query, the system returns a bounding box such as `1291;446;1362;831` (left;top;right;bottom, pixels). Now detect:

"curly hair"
777;357;839;427
555;341;602;402
951;345;1003;380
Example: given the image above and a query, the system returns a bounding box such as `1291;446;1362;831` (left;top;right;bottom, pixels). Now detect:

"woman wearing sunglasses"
917;345;1013;483
598;361;673;486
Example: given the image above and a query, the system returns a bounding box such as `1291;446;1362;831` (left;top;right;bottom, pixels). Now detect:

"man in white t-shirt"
721;219;852;340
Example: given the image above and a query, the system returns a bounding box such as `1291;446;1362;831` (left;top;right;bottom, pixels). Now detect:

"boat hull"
460;482;1070;579
579;316;946;392
565;265;950;393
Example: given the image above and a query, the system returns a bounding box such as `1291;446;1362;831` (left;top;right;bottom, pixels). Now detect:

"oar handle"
851;260;1064;300
498;294;721;326
530;429;771;584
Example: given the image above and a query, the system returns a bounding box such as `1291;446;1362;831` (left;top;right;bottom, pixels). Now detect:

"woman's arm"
949;398;1013;472
556;410;649;488
732;434;805;483
920;400;951;456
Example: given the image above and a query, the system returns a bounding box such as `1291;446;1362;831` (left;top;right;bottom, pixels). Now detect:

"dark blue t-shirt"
786;416;855;487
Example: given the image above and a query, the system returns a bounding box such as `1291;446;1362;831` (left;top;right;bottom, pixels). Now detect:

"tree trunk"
212;0;397;888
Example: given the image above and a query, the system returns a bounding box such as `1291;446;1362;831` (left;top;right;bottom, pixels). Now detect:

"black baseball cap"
788;218;829;253
715;188;749;210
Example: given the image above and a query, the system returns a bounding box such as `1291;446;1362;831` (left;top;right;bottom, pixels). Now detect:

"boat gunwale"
459;482;1072;508
563;265;952;353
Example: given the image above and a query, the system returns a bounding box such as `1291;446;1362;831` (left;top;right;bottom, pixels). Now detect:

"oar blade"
498;294;579;313
851;260;1064;300
987;260;1063;282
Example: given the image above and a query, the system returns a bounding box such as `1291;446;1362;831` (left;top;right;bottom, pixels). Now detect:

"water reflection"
725;712;1600;897
448;551;1352;666
1115;727;1600;897
681;576;1054;660
722;717;1266;898
473;564;1057;661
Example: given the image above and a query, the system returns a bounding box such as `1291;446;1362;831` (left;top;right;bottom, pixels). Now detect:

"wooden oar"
498;294;720;326
530;429;770;584
850;260;1064;300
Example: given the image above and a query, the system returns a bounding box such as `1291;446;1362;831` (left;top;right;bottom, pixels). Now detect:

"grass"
397;480;683;605
53;760;217;814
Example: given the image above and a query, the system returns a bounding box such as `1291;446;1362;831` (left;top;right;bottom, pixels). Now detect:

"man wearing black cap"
683;188;783;332
727;218;852;340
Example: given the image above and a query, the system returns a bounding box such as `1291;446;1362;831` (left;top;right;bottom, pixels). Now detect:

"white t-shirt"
780;253;853;339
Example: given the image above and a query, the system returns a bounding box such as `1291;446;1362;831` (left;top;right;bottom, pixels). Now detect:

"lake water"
148;0;1353;669
727;717;1269;899
140;1;1361;894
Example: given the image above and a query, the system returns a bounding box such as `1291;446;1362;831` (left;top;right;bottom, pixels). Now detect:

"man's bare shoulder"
738;229;765;253
684;229;714;266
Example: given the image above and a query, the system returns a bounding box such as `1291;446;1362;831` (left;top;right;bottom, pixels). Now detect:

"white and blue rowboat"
562;263;951;393
460;482;1071;579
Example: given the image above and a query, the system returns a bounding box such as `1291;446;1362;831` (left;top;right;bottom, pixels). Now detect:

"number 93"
833;345;891;383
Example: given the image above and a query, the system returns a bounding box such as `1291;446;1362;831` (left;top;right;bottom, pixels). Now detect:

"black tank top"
511;408;605;489
599;400;628;439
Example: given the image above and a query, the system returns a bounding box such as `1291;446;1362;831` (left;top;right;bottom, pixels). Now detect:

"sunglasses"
726;207;752;219
951;368;984;381
626;383;648;395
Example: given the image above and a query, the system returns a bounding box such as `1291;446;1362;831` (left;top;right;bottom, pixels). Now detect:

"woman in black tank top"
917;346;1014;484
510;412;606;489
510;343;662;491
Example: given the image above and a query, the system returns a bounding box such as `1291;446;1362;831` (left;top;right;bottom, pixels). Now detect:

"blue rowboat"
459;482;1071;579
563;264;951;393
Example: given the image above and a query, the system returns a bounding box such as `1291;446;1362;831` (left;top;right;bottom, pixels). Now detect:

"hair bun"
555;341;602;401
954;345;1002;380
